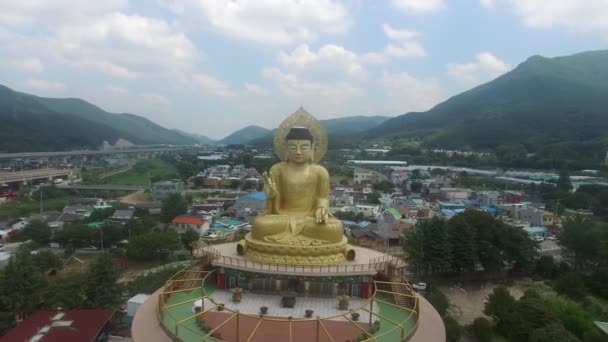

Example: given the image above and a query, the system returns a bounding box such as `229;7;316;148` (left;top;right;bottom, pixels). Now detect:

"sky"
0;0;607;139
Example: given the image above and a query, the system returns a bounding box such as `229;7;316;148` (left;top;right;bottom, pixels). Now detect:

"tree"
0;247;45;322
42;273;87;310
529;323;579;342
229;180;241;190
484;287;517;336
410;181;423;193
86;207;114;222
161;193;187;223
471;317;493;342
426;285;450;317
127;233;160;260
447;215;477;274
84;254;122;308
557;169;572;192
372;180;394;193
410;169;422;180
97;224;126;248
559;215;600;270
422;218;451;274
56;223;93;248
535;255;559;279
444;316;461;342
181;228;200;253
21;220;51;245
367;192;381;204
32;250;63;273
553;272;587;301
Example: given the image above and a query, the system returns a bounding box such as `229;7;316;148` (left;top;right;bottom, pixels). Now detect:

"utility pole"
100;227;104;252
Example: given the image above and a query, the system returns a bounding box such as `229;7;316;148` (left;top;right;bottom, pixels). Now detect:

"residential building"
232;192;266;215
390;169;408;185
353;167;387;185
2;309;115;341
134;202;162;215
172;215;209;236
152;179;185;201
192;202;224;215
377;208;416;242
498;203;556;226
524;226;547;239
106;209;135;225
503;191;523;203
354;204;381;218
473;191;500;207
439;188;471;201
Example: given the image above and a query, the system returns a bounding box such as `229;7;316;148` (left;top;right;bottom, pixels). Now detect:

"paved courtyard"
206;290;379;321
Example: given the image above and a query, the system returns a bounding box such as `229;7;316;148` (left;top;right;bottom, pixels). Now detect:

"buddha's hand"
315;207;329;224
262;171;277;198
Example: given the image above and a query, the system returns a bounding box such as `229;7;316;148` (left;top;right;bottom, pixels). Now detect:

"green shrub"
444;316;461;342
471;317;493;342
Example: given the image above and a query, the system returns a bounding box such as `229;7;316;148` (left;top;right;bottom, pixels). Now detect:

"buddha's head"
285;127;314;164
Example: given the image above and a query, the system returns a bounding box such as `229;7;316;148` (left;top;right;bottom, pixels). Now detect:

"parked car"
83;246;99;251
534;236;544;242
412;282;427;291
547;236;556;241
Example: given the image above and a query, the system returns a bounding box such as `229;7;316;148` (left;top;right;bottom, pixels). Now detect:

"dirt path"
439;282;526;325
120;190;150;205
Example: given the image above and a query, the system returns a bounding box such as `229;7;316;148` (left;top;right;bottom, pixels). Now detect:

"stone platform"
196;242;398;276
205;290;379;321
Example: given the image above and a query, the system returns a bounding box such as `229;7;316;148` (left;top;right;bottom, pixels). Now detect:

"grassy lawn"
0;195;76;219
101;159;178;186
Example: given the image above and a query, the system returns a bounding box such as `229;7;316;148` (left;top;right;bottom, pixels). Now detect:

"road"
538;239;561;259
0;168;75;184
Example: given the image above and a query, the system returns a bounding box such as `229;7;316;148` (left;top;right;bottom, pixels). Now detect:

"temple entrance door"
227;276;237;289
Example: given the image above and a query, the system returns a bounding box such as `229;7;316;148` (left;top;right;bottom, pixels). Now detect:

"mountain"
173;129;215;145
219;125;270;145
366;50;608;164
0;84;195;152
248;115;390;147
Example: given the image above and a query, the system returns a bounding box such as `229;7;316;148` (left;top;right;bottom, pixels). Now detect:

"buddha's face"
286;139;313;164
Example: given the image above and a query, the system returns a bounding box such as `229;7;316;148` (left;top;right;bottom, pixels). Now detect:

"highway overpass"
57;184;145;191
0;169;76;185
0;146;197;159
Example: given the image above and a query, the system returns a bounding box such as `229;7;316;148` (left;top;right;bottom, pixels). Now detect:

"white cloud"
263;67;363;114
140;92;170;105
11;58;44;72
191;73;234;97
360;42;426;64
172;0;352;45
278;44;367;81
360;24;426;64
0;2;200;81
0;1;127;27
382;24;422;41
21;79;66;94
483;0;608;33
391;0;445;13
479;0;496;9
447;52;511;85
106;85;128;94
56;13;198;78
244;83;268;95
378;72;446;113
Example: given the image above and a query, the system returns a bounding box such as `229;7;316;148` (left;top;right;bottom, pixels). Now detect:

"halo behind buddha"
273;107;327;163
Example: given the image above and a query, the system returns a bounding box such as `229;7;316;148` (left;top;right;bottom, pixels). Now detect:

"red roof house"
171;215;209;236
1;309;115;341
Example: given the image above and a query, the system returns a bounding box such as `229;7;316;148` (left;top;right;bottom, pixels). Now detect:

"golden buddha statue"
237;108;355;264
